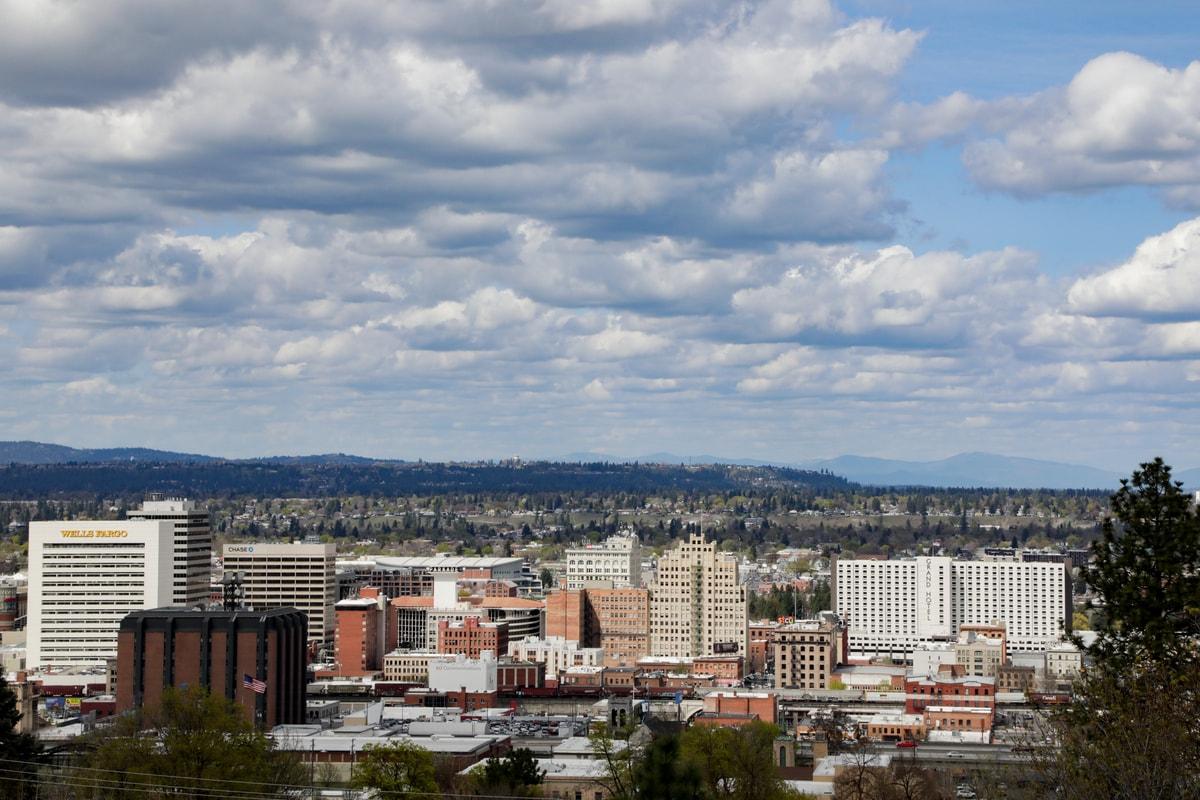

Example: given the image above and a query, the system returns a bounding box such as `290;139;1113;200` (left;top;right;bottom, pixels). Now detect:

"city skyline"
3;2;1200;471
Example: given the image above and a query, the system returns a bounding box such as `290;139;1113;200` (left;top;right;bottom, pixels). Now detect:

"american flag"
243;673;267;694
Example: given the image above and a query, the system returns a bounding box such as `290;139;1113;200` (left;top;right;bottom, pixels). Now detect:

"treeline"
0;461;853;500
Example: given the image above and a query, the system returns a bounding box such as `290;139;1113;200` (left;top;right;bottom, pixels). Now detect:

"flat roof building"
650;534;747;659
223;543;337;647
117;607;307;728
565;534;641;590
28;521;175;667
127;497;212;607
834;556;1068;658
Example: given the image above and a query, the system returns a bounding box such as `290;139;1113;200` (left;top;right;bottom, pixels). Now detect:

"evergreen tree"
1045;458;1200;799
1081;457;1200;669
0;674;40;800
473;747;545;797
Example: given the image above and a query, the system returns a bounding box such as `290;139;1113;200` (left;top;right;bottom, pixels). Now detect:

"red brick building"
693;691;778;727
333;590;386;677
904;675;996;714
497;660;544;692
117;608;307;728
437;616;509;659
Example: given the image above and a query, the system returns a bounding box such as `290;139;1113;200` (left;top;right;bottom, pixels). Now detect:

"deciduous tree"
75;684;305;800
353;740;439;797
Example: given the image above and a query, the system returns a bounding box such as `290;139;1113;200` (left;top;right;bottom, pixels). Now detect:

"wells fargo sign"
59;530;129;539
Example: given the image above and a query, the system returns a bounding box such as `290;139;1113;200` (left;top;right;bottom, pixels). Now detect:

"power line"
0;757;543;800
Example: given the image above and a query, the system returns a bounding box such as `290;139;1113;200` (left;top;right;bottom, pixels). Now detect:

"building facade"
116;607;307;728
833;556;1069;657
587;588;650;667
650;534;747;659
774;619;837;690
28;521;175;667
565;534;642;589
127;497;212;607
954;630;1004;678
507;635;603;681
334;591;387;677
222;543;337;647
437;617;508;660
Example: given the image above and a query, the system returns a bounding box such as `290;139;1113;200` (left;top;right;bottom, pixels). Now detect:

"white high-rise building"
565;534;642;589
28;521;175;667
650;534;747;658
834;556;1069;658
222;543;337;646
127;496;212;607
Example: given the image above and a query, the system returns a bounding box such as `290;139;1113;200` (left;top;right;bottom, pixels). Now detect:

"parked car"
896;740;918;748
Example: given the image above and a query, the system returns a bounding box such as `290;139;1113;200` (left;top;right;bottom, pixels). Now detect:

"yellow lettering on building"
60;530;128;539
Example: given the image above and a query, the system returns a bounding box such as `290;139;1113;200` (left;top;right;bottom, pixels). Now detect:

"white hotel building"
833;556;1070;659
28;521;175;667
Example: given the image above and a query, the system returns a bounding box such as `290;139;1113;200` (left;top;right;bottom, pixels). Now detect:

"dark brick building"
117;607;307;728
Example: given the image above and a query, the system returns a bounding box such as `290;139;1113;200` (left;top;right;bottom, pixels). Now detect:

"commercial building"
833;556;1069;657
333;589;388;677
775;619;838;690
1045;642;1083;682
127;496;212;607
438;617;508;660
383;651;454;683
565;534;641;589
954;629;1004;678
116;607;307;728
28;521;175;667
650;534;747;659
693;691;778;727
428;652;498;694
545;589;586;642
545;588;650;667
222;543;337;647
587;588;650;667
368;555;525;582
507;636;603;681
391;576;543;652
904;674;996;714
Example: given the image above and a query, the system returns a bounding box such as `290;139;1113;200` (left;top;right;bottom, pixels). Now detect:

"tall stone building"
650;534;746;658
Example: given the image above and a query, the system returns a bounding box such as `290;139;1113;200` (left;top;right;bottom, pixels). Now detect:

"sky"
2;0;1200;471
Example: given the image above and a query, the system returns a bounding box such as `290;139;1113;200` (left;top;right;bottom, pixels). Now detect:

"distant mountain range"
2;440;1195;490
0;441;383;467
801;453;1123;491
553;450;1198;490
0;440;217;464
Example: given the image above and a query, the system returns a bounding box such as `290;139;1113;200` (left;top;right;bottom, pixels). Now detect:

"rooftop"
374;556;523;570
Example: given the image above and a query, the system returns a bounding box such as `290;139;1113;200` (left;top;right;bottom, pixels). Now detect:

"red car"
896;740;919;748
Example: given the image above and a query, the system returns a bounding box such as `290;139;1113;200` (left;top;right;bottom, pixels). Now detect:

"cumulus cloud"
731;244;1041;346
963;52;1200;202
1068;217;1200;319
3;1;1200;464
0;0;918;245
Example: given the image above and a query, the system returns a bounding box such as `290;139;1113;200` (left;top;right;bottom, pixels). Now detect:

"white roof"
461;758;608;779
373;556;523;569
813;753;892;778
